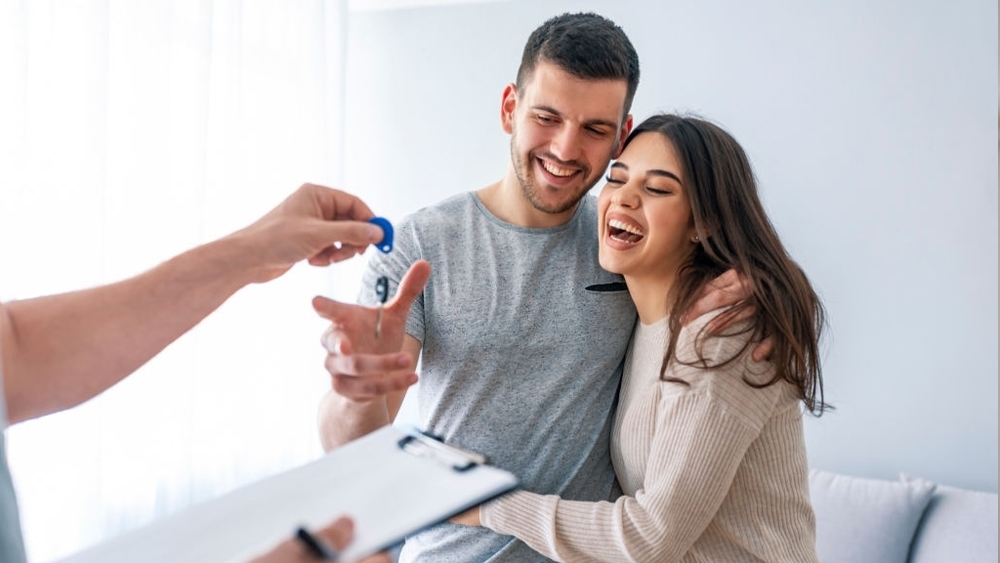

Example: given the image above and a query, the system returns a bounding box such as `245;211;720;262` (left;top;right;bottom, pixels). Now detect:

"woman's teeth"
608;219;644;243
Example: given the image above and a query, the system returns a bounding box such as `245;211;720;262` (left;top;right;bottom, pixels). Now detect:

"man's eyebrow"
610;162;682;184
532;105;620;130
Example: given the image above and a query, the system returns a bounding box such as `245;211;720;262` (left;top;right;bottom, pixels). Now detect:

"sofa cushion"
906;476;999;563
808;469;935;563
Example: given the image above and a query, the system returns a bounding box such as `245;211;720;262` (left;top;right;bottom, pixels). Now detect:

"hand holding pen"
247;516;390;563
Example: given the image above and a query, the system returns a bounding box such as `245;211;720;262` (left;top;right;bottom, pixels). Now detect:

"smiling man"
316;13;642;562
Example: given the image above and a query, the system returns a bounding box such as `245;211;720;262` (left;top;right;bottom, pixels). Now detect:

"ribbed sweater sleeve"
480;315;790;562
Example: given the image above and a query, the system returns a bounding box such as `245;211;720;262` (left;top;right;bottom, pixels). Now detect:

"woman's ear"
689;219;702;245
500;83;517;135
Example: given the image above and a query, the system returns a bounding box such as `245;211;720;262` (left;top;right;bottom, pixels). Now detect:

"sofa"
809;468;999;563
388;468;997;562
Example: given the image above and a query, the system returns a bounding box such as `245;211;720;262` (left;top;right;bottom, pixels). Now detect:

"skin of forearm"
1;237;257;424
316;334;418;451
317;389;392;451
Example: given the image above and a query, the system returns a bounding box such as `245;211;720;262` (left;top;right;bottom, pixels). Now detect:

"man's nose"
550;126;583;163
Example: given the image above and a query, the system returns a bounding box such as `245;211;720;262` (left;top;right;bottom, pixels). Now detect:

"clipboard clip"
397;426;487;472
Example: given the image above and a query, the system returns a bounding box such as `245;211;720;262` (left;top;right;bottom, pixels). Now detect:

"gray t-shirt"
359;193;637;562
0;346;29;563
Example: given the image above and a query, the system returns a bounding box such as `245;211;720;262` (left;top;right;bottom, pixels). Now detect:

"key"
374;275;389;339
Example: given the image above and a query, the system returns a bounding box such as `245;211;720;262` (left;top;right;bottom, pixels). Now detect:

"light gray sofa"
809;468;999;563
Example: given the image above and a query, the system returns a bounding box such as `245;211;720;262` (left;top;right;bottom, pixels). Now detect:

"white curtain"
0;1;353;561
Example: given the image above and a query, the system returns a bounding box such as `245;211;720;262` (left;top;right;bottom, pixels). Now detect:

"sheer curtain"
0;1;353;561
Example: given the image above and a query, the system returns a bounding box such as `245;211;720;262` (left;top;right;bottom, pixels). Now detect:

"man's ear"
500;83;517;135
611;114;634;159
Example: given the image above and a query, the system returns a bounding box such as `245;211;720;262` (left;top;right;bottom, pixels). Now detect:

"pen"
295;526;338;560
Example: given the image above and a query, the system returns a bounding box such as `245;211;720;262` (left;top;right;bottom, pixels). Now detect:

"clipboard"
55;424;519;563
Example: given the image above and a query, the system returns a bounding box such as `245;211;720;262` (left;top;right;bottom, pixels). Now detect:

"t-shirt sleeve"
481;315;784;562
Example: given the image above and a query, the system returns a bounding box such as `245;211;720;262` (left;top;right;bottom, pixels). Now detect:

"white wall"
342;0;999;492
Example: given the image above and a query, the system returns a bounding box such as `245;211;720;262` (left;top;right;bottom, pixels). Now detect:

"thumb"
316;516;355;551
389;260;431;311
316;220;384;249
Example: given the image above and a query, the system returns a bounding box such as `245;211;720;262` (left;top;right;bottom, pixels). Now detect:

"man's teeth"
542;161;575;177
609;219;643;237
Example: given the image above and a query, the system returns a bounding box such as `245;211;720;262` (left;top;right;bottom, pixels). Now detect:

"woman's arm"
481;319;783;562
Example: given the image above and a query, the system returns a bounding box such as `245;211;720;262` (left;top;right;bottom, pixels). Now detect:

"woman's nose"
611;182;640;208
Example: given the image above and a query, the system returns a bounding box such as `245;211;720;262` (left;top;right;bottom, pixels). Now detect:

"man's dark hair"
517;12;641;116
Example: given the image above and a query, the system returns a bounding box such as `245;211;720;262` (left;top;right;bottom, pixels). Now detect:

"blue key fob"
375;276;389;303
368;216;394;253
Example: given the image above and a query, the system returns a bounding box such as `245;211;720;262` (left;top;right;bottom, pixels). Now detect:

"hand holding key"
312;260;431;402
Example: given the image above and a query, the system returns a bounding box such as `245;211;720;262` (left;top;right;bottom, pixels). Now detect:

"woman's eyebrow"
648;169;682;184
611;162;682;184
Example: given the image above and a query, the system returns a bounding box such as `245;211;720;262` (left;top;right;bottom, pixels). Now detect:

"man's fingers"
305;183;376;223
312;295;351;323
683;290;731;325
310;513;392;563
706;301;758;333
683;268;748;325
329;370;418;401
318;221;385;250
315;516;355;551
320;325;351;355
309;243;368;266
323;348;412;375
709;268;741;290
752;335;775;362
389;260;432;312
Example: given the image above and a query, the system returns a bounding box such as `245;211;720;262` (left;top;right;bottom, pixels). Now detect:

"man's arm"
683;268;774;361
317;335;421;450
0;184;404;424
313;260;431;450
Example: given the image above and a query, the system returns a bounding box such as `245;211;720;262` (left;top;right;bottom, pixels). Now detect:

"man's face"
502;61;632;217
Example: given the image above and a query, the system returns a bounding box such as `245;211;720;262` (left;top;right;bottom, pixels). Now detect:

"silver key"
374;276;389;339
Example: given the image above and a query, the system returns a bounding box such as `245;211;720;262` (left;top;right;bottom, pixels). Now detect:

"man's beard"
510;138;594;216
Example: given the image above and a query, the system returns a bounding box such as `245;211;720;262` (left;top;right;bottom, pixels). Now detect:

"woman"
461;113;828;562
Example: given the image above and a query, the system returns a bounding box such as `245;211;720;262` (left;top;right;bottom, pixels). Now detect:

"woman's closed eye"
646;186;674;195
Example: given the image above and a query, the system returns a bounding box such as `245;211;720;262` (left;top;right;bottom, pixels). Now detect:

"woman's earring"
692;234;700;243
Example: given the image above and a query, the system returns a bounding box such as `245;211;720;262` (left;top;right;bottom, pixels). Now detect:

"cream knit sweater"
480;314;819;562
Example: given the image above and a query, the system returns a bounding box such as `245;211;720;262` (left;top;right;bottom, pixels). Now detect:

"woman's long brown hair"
629;113;829;415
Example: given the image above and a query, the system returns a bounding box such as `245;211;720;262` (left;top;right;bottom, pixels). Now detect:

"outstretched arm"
0;183;388;424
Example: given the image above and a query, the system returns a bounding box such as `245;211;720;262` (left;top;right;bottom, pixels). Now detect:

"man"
315;12;759;562
0;183;406;563
316;13;638;562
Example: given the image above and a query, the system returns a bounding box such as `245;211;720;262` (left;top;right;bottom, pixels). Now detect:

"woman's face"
597;132;697;284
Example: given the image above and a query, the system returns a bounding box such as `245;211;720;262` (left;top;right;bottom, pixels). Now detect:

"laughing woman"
464;113;828;562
